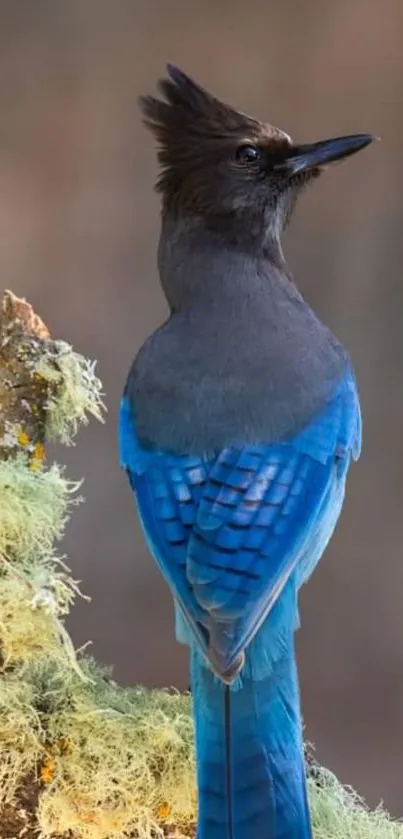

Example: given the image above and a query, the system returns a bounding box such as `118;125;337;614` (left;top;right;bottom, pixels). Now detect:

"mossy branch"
0;291;400;839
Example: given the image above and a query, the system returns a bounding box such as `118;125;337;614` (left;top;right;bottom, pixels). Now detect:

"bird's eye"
235;144;260;164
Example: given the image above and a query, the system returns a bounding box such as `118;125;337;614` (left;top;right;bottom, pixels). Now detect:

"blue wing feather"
187;446;333;676
119;371;361;679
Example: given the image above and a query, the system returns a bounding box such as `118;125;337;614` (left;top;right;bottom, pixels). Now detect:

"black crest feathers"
140;64;261;140
139;64;266;195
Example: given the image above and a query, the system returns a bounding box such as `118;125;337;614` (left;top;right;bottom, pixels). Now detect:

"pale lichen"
0;674;44;804
2;653;403;839
38;668;195;839
0;574;83;673
35;340;105;444
0;456;80;564
309;767;403;839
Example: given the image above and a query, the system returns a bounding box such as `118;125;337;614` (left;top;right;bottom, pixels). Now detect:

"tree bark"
0;289;55;465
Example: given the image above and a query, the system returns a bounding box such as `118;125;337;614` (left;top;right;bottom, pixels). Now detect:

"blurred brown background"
0;0;401;815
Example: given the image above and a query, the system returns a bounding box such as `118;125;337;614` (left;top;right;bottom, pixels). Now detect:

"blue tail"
191;639;311;839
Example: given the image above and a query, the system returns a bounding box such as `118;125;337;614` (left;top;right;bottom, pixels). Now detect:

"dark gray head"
140;63;375;249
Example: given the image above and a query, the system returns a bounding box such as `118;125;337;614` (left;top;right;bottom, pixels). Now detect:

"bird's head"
140;65;376;247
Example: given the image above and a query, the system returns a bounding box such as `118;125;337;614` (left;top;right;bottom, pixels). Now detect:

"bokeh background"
0;0;402;815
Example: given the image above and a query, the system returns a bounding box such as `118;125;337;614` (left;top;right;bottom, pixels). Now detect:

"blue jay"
119;65;375;839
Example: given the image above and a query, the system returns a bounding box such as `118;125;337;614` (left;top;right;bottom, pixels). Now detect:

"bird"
119;64;376;839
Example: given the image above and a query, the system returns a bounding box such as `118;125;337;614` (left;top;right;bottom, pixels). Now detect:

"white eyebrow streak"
278;128;293;144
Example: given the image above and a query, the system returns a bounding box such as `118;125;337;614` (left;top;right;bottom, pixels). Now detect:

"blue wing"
119;371;361;679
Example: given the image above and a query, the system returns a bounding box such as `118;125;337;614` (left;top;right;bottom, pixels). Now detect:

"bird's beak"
278;133;378;176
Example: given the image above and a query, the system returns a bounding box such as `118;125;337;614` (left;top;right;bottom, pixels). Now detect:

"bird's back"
125;256;349;455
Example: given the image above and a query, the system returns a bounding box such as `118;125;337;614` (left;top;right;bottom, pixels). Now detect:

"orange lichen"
159;802;172;820
31;441;45;470
80;812;97;825
40;755;56;784
17;430;29;447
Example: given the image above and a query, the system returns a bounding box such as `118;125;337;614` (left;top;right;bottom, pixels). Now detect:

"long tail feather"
191;636;312;839
224;684;233;839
